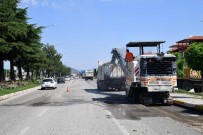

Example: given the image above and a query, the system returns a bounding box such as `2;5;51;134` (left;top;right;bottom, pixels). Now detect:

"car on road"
41;78;57;90
74;76;79;79
65;76;71;81
57;77;65;83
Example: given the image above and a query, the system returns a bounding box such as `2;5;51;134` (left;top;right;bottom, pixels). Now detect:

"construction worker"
125;49;134;62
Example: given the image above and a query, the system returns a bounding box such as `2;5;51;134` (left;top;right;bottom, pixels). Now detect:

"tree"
60;64;71;77
19;24;43;80
42;44;62;78
185;42;203;91
0;0;28;81
0;1;71;81
0;0;18;81
41;44;72;78
171;52;184;77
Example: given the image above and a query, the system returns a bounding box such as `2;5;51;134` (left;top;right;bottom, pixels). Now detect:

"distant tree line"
0;0;70;81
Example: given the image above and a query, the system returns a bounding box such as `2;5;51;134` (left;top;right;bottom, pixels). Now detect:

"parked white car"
41;78;57;90
74;76;79;79
65;76;71;81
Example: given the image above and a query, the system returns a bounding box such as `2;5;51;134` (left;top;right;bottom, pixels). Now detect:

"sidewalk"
171;92;203;112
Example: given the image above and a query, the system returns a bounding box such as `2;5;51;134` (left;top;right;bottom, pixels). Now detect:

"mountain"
70;67;80;74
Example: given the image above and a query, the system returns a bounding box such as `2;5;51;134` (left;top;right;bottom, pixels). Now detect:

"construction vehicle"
83;70;94;80
124;41;177;105
97;61;125;91
108;41;177;105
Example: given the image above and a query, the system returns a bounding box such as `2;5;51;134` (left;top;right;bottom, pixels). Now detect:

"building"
168;36;203;53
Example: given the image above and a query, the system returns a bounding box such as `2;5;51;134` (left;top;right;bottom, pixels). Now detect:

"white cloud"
21;0;68;9
41;0;49;7
21;0;39;6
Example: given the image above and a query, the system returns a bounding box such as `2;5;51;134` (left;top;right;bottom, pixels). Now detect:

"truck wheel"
139;94;144;104
131;86;142;103
166;96;173;106
183;82;192;91
133;90;140;103
126;87;133;99
101;83;105;91
194;87;201;93
103;84;109;91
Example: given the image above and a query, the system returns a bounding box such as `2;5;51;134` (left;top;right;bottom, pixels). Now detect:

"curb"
173;99;203;112
0;86;40;102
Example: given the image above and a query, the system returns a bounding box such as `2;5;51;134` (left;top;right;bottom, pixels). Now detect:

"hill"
70;67;80;74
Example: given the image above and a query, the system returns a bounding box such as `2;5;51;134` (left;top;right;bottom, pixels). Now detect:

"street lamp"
40;24;56;79
43;24;56;28
54;42;63;46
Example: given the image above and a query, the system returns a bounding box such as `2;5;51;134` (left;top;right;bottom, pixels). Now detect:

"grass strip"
174;89;203;98
0;83;39;97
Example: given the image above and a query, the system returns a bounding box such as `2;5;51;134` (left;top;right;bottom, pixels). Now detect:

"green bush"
0;82;39;96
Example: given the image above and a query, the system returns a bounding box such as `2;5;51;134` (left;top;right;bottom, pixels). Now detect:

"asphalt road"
0;79;202;135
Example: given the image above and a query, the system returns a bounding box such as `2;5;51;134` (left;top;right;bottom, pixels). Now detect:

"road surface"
0;79;202;135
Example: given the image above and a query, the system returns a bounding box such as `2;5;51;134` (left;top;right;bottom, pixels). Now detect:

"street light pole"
40;24;56;80
43;24;56;28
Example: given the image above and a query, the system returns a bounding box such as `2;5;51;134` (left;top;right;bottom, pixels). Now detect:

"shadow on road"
85;89;168;120
84;88;136;105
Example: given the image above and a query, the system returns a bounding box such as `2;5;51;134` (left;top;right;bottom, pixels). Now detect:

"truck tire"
132;90;140;103
183;81;192;91
101;82;106;91
166;96;173;106
103;83;109;91
194;87;202;93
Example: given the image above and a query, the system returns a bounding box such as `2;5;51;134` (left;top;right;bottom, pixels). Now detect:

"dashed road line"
18;127;30;135
37;108;49;117
105;110;131;135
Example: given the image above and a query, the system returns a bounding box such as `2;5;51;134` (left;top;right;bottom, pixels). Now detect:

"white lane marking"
105;110;131;135
18;127;30;135
37;108;49;117
189;114;199;117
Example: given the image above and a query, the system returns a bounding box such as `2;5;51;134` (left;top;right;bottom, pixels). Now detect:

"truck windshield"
141;58;175;75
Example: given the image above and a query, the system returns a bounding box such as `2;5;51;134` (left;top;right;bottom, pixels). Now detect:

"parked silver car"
41;78;57;90
65;76;71;81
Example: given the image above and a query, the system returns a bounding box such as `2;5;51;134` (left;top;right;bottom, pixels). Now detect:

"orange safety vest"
126;52;134;62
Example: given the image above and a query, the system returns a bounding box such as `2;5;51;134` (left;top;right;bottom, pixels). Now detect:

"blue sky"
17;0;203;71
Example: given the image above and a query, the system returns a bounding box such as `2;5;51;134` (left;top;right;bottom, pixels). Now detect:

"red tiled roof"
188;36;203;40
176;36;203;43
169;43;189;48
167;48;178;52
168;36;203;53
169;43;189;52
